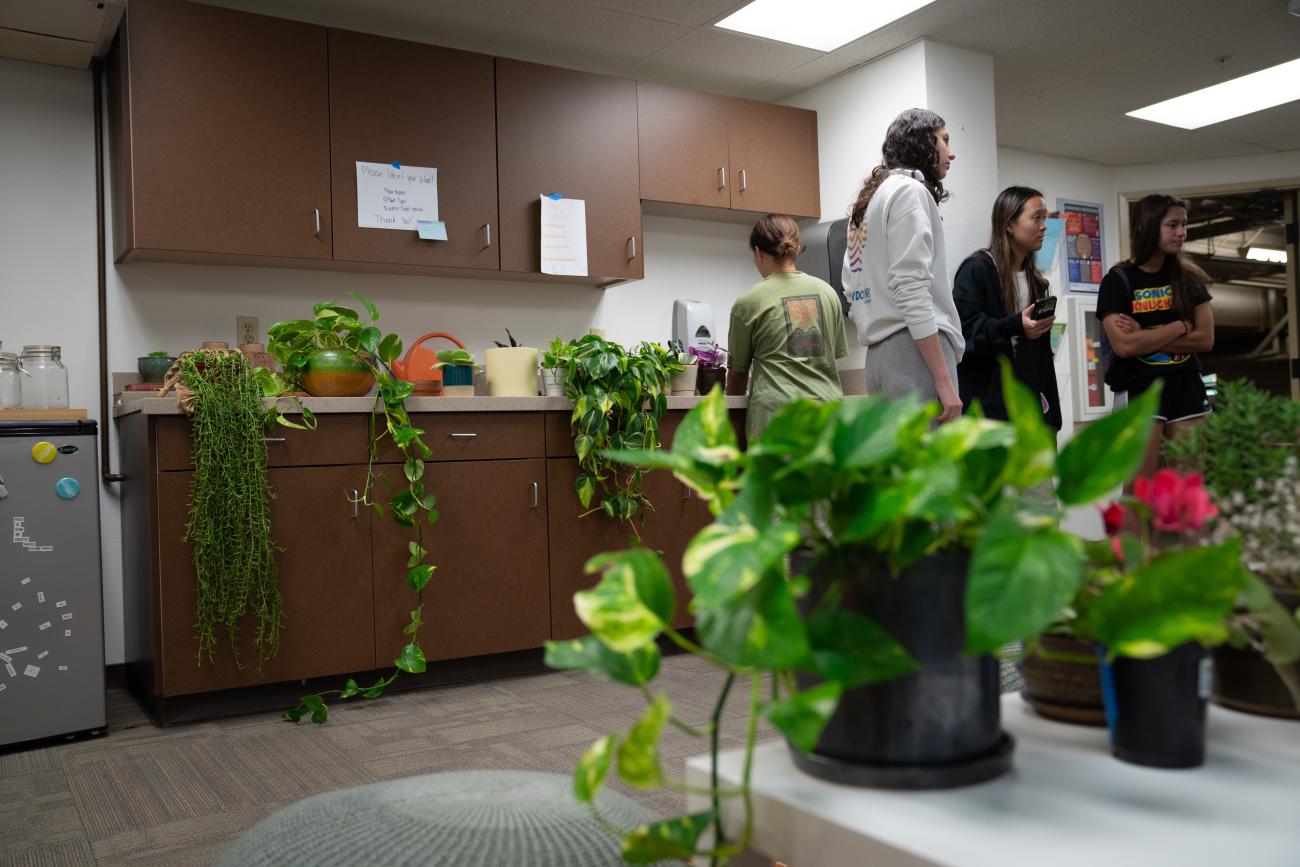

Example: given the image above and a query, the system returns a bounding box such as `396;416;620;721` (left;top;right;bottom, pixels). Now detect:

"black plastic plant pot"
790;548;1013;790
1098;642;1210;769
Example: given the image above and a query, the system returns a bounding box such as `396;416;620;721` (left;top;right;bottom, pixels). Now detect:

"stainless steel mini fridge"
0;420;106;747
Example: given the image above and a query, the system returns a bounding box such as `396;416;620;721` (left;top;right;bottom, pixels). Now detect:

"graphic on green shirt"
782;294;826;359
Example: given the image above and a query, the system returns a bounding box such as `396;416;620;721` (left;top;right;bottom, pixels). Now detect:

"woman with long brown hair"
953;186;1061;430
1097;193;1215;480
841;108;962;422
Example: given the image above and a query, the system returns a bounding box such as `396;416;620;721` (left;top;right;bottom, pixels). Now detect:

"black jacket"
953;252;1062;430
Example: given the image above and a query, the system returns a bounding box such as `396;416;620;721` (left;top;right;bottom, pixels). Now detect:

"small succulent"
493;329;521;349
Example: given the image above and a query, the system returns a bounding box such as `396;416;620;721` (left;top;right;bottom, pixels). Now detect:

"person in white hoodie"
842;108;963;422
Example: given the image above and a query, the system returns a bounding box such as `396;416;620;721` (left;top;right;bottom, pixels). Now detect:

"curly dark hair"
849;108;950;228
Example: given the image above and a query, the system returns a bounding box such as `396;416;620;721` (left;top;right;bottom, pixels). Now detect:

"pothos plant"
559;334;683;526
545;365;1161;865
265;292;440;724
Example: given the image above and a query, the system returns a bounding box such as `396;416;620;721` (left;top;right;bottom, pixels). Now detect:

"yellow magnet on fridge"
32;441;58;464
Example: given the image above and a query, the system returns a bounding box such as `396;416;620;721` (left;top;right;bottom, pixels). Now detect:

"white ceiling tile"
1204;100;1300;150
629;27;820;94
995;94;1109;150
1019;115;1273;166
584;0;747;27
487;0;691;74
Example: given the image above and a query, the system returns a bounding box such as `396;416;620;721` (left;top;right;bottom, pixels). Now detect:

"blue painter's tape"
55;477;80;500
546;192;563;200
392;161;401;169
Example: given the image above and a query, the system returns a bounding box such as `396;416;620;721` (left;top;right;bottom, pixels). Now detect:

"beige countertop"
114;391;747;417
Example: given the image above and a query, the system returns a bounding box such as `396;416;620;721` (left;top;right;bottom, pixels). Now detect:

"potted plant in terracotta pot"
1164;378;1300;718
265;302;378;397
542;366;1160;863
1064;468;1300;768
689;342;726;395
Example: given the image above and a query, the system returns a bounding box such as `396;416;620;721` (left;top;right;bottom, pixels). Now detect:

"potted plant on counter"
540;336;571;397
137;350;176;384
432;348;480;397
265;302;377;397
486;329;538;397
689;342;727;396
544;365;1158;863
1065;468;1300;767
559;334;681;525
667;339;697;396
1164;378;1300;717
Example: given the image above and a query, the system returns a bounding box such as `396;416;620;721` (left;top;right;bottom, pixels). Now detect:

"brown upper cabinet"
638;83;820;220
327;30;499;271
108;0;333;262
495;58;644;285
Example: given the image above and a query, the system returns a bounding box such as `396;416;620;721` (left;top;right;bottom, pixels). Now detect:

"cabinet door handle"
313;208;321;236
627;236;637;260
717;167;727;190
483;223;492;248
261;437;286;443
351;490;359;519
449;432;478;438
531;481;539;509
682;483;691;500
739;170;747;192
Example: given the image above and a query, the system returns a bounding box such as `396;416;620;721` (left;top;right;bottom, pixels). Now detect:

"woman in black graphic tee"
1096;193;1214;483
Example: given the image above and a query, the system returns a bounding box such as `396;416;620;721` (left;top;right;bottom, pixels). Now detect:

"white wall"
783;42;928;226
922;42;998;284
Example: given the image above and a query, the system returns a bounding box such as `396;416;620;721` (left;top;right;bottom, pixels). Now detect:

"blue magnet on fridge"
55;477;80;500
391;161;401;169
546;192;563;200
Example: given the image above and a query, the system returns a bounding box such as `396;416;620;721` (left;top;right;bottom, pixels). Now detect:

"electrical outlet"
236;316;260;347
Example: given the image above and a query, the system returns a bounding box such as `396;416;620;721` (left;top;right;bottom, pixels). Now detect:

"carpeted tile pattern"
1;654;767;866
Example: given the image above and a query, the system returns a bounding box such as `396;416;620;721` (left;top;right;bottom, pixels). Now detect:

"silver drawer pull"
717;167;726;190
682;484;691;500
449;433;478;438
739;169;747;192
627;235;637;260
531;481;539;509
262;437;287;443
351;490;359;519
483;223;492;248
313;208;321;236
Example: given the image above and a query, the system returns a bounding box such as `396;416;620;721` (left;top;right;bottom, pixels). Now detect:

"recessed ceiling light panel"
1126;58;1300;130
715;0;939;53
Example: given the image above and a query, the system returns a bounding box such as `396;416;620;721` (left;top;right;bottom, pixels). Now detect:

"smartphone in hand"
1032;296;1057;321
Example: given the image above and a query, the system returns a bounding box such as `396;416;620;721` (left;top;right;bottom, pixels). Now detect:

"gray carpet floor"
1;654;769;867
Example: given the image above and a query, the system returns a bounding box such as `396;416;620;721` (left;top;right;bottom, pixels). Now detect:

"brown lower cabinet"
121;406;739;711
546;459;704;640
371;459;550;665
154;465;375;696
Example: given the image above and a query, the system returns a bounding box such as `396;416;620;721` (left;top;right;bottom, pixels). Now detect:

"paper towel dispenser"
672;300;716;354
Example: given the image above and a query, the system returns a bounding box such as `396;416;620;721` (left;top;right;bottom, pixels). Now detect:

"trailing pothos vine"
557;335;682;528
263;292;439;725
177;350;283;669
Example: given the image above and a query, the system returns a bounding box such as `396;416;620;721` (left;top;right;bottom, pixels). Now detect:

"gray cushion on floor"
218;770;652;867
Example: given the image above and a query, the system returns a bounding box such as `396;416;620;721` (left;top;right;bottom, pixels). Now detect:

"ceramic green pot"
137;356;176;383
301;349;374;397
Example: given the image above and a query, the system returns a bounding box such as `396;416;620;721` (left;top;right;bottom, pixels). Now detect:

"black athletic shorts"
1121;370;1212;423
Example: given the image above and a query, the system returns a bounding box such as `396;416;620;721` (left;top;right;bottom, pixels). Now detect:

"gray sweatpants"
865;329;959;402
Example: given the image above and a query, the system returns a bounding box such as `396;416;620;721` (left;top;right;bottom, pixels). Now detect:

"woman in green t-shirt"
727;215;848;441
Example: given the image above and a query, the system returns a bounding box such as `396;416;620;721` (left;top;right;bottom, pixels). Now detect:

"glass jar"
0;353;21;408
20;345;68;409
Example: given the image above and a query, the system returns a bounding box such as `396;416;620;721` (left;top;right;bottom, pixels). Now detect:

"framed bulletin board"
1057;199;1106;294
1070;295;1113;419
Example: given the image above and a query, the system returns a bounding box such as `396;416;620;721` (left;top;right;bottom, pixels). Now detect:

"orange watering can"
391;332;466;395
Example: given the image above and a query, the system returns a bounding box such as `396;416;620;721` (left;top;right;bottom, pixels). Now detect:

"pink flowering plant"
1069;469;1299;663
688;342;727;369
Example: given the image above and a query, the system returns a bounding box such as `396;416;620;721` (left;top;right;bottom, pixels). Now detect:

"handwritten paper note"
540;195;588;277
356;161;438;230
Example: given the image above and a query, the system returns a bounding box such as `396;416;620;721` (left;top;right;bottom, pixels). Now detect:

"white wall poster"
355;161;438;230
540;195;588;277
